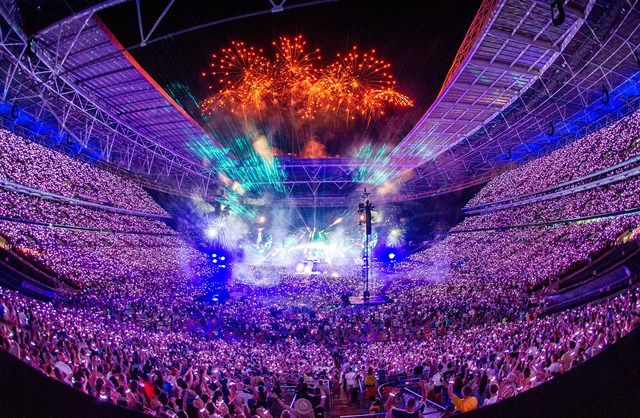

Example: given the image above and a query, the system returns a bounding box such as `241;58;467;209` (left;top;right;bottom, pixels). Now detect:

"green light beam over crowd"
353;143;397;186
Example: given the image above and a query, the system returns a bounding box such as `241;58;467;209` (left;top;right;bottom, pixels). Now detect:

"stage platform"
348;294;391;306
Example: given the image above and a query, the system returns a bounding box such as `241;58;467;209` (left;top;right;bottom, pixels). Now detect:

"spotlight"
205;226;219;239
388;253;396;260
257;215;266;224
601;85;610;105
220;256;226;261
550;1;565;26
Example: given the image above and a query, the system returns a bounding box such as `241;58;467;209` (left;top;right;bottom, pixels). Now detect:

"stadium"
0;0;639;417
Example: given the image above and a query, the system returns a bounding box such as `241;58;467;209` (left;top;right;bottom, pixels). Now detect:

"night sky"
96;0;482;154
97;1;481;109
16;0;482;155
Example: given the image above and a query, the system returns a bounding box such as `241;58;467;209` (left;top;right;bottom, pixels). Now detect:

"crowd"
0;127;639;417
462;177;640;228
437;216;637;289
468;108;640;206
0;129;167;215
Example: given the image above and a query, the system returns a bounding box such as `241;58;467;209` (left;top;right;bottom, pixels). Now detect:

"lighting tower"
358;188;374;300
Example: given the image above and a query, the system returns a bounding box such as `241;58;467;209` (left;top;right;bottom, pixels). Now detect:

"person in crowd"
384;388;425;418
446;380;478;413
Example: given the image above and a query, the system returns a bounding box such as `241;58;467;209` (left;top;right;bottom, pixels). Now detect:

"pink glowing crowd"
0;118;639;418
0;129;167;215
467;109;640;206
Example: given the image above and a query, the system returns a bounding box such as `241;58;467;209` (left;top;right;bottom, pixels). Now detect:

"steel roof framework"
0;2;224;199
1;0;639;207
392;0;640;200
389;0;588;167
0;0;375;206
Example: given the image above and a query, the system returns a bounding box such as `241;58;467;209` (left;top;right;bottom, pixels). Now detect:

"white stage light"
206;226;219;239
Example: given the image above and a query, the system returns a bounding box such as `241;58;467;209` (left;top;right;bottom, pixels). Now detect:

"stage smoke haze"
301;138;328;158
252;134;275;163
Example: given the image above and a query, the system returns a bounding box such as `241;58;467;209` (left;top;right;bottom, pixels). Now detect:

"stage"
348;294;391;306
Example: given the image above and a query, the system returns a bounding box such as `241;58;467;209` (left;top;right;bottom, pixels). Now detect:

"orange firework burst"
272;35;320;80
202;41;270;114
271;36;321;117
320;47;414;120
202;36;412;121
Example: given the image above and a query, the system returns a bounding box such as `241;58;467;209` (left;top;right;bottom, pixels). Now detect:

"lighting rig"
358;188;374;300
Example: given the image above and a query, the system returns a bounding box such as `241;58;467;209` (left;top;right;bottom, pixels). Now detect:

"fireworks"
202;41;271;114
202;36;412;122
386;226;405;248
319;47;413;120
272;35;320;82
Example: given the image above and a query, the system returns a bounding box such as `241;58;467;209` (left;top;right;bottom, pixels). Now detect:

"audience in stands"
0;120;639;418
0;129;167;215
468;109;640;206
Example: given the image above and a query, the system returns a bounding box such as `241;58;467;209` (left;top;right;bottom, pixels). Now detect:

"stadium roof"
0;0;639;207
0;1;229;197
392;0;640;200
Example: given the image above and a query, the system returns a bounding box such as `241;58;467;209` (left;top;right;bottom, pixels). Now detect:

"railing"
377;376;422;399
281;379;333;413
463;155;640;215
0;214;176;236
0;178;171;220
403;388;445;413
450;204;640;235
376;377;445;416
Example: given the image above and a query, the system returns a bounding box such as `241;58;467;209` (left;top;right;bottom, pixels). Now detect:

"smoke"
189;194;217;215
252;134;275;163
376;181;397;197
375;169;416;199
206;214;250;251
300;138;328;158
231;263;283;287
328;226;350;252
218;173;246;196
227;215;250;240
268;203;297;248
